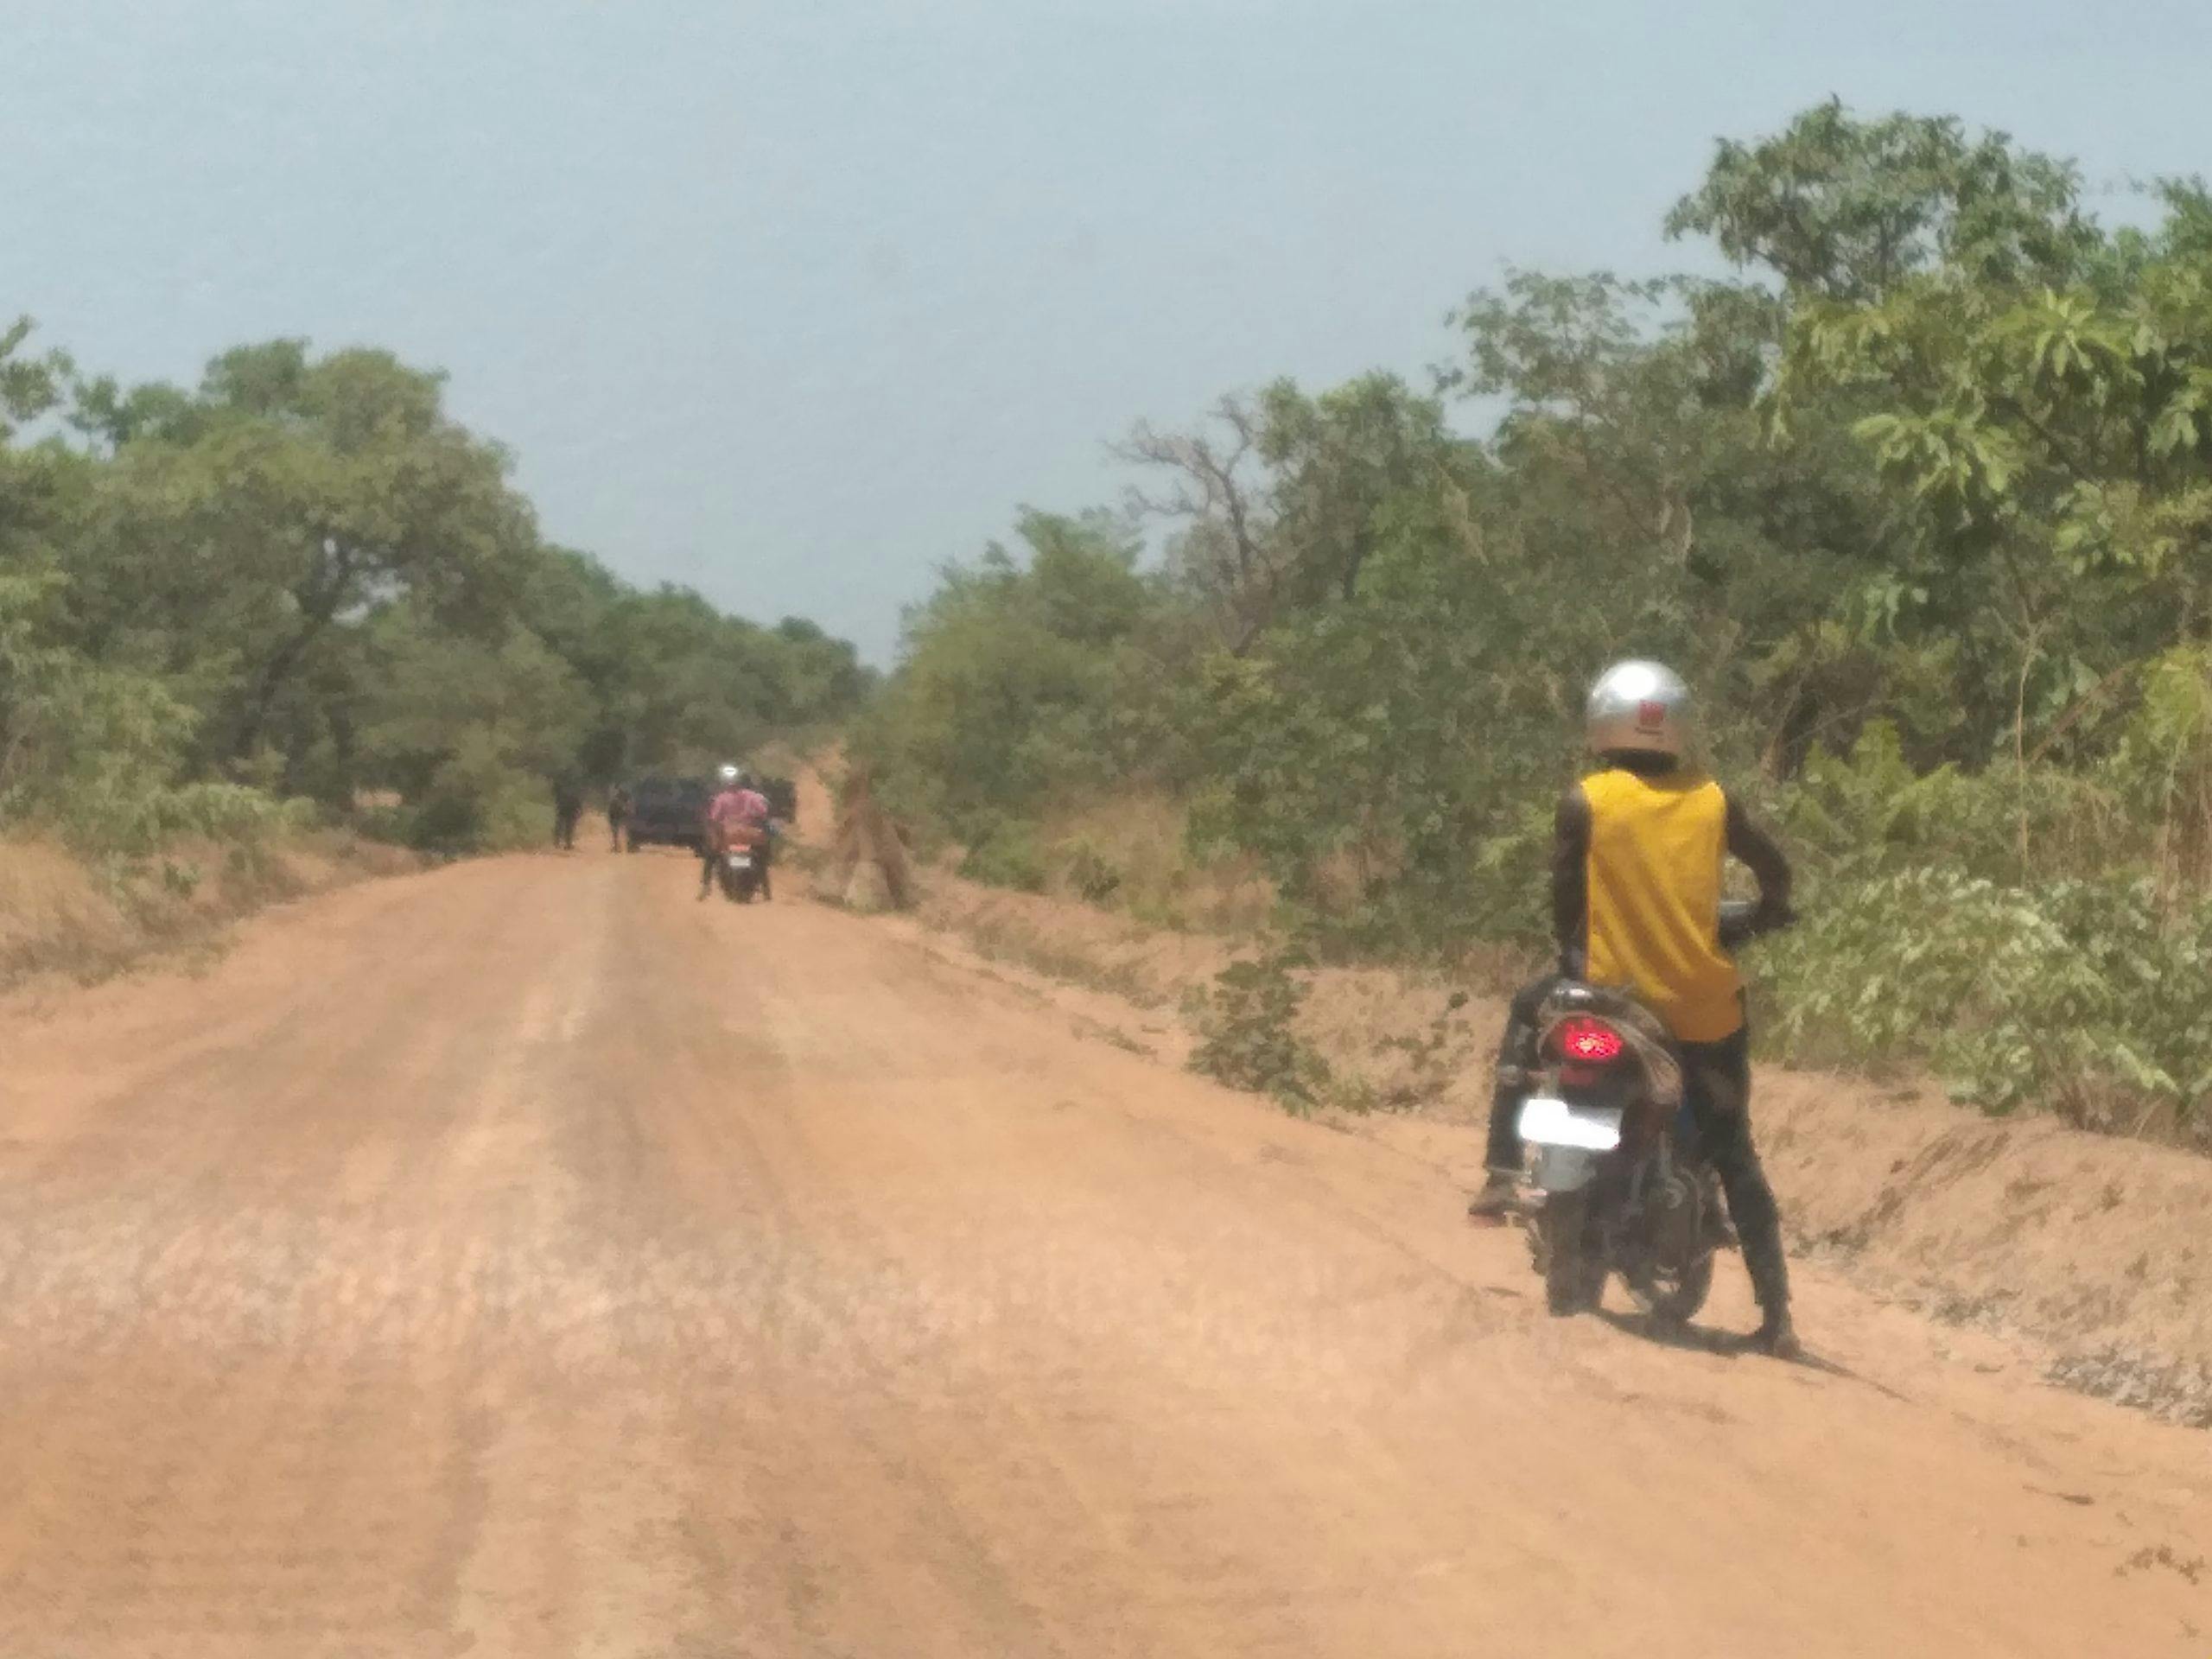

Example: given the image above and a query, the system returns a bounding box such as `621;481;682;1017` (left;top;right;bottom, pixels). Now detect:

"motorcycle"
715;823;770;904
1516;899;1783;1324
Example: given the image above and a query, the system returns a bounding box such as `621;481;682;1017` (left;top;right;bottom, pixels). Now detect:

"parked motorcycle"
1516;899;1783;1323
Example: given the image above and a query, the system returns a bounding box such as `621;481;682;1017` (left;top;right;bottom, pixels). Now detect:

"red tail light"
1556;1017;1625;1065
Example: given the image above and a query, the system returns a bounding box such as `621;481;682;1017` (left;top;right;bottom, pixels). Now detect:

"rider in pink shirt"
699;765;773;899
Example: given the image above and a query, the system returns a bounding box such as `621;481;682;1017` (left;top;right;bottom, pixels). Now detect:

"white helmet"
717;763;741;785
1586;659;1690;758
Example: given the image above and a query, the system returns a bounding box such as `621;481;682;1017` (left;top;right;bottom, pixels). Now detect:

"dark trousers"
1483;977;1791;1314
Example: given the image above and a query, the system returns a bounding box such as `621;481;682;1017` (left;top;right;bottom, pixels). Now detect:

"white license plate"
1517;1095;1624;1152
726;854;753;869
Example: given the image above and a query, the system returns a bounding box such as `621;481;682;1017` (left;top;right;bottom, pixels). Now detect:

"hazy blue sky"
6;0;2205;660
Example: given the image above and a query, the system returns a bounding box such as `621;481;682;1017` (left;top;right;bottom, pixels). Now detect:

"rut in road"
0;849;2204;1656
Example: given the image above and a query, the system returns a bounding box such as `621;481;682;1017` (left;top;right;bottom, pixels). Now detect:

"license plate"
726;854;753;869
1517;1095;1624;1152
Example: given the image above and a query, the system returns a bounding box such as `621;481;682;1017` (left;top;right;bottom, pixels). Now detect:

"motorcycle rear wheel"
1539;1191;1608;1316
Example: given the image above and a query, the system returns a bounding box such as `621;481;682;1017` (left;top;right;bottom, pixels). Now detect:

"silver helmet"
1586;659;1690;758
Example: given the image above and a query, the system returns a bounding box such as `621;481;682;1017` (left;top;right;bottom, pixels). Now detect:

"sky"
5;0;2208;662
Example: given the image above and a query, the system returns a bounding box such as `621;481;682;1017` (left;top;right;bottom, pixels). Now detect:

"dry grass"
0;831;418;994
1032;791;1276;933
918;877;1233;1007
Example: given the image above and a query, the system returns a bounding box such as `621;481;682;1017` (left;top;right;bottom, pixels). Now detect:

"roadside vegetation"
855;101;2212;1144
0;328;869;867
0;323;866;985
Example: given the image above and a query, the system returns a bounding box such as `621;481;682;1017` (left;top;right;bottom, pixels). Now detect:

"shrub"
1188;950;1338;1113
960;821;1048;893
1762;868;2212;1135
396;734;550;854
1062;838;1123;904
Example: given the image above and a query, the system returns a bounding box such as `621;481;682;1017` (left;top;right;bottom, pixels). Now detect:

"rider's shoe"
1465;1170;1521;1224
1751;1307;1802;1360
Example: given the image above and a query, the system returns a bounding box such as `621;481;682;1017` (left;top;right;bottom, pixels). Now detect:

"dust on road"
0;850;2204;1656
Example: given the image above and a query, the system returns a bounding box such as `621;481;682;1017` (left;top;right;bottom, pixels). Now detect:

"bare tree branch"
1112;397;1284;651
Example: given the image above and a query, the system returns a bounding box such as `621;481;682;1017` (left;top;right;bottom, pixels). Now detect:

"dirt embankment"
911;870;2212;1425
0;831;420;997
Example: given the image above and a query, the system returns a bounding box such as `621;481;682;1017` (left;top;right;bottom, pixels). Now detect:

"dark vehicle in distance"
760;775;798;825
623;775;711;851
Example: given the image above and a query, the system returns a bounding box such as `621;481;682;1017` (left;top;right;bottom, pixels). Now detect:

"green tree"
1667;99;2098;300
64;341;536;779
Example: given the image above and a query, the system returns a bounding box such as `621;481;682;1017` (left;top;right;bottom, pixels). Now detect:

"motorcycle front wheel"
1625;1251;1714;1325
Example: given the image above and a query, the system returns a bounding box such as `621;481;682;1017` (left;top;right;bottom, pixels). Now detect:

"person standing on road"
698;765;772;899
551;772;584;852
1465;659;1800;1358
607;783;633;853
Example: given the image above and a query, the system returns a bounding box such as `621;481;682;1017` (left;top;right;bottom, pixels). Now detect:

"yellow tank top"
1581;767;1744;1043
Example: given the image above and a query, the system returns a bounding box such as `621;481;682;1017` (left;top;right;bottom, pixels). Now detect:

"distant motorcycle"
1516;900;1785;1323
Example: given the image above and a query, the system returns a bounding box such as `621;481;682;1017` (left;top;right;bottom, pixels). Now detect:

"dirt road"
0;851;2205;1656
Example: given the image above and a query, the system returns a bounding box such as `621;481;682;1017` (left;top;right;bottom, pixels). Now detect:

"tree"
1667;100;2098;301
1254;373;1466;607
1117;397;1281;650
64;342;536;776
1777;199;2212;776
857;510;1169;840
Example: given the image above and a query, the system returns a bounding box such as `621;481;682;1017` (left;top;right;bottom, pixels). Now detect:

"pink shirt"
709;787;770;828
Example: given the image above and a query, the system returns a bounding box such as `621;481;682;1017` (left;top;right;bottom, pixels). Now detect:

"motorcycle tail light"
1556;1017;1625;1065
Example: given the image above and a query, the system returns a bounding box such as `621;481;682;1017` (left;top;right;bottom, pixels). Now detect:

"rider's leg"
697;844;715;898
1681;1028;1796;1352
1468;975;1555;1218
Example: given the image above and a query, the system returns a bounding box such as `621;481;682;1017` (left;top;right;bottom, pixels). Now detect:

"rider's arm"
1550;785;1591;978
1725;795;1794;930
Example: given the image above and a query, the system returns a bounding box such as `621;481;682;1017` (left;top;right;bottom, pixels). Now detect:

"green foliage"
0;567;300;855
1188;951;1338;1115
868;99;2212;1141
958;821;1049;893
853;509;1188;842
0;324;867;858
1666;99;2097;299
1762;870;2212;1135
1060;838;1124;905
394;730;552;855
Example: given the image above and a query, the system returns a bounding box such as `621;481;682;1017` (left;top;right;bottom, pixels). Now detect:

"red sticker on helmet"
1637;699;1666;730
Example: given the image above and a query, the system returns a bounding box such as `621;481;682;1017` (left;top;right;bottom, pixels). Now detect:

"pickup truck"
623;775;711;851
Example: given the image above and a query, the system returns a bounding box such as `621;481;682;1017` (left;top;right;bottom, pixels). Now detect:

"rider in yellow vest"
1469;660;1800;1357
